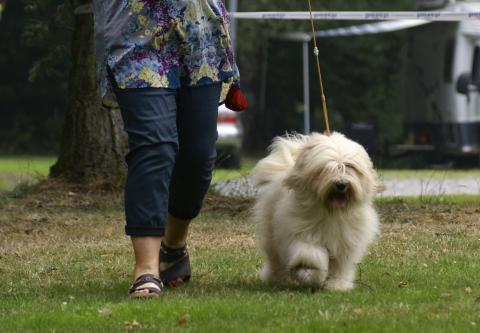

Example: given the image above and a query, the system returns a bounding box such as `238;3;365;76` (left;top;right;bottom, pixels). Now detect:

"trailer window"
443;38;455;83
472;46;480;85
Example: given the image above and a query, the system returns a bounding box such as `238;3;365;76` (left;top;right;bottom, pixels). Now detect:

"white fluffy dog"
252;132;381;291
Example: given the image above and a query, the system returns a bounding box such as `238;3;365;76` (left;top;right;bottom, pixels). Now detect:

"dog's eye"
345;164;362;176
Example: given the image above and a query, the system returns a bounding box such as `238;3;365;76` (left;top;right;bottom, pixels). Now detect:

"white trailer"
402;1;480;159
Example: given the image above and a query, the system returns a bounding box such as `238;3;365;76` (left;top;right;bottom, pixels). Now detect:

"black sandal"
159;242;191;287
129;274;163;298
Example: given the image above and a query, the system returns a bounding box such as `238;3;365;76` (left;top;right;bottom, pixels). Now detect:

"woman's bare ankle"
164;214;190;249
162;239;186;249
130;236;162;280
133;264;159;279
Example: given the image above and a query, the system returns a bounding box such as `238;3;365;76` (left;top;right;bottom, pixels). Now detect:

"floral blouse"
93;0;239;101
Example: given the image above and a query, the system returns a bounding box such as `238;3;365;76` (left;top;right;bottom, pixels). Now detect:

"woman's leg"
130;236;162;295
165;82;221;240
161;83;221;276
114;87;179;294
164;213;190;248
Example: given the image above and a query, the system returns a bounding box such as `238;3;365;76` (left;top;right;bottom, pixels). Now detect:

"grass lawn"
0;155;479;186
0;156;57;176
0;156;256;181
0;182;479;332
0;155;251;189
0;156;57;192
0;155;247;192
211;158;257;182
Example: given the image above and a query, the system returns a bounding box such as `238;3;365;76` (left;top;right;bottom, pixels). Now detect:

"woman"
93;0;241;297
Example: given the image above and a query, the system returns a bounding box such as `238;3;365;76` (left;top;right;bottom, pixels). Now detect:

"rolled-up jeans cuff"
125;226;165;237
168;208;199;221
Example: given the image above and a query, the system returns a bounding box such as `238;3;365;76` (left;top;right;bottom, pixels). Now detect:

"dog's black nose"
335;181;347;192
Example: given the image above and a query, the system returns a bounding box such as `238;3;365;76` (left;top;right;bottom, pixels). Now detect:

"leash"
306;0;331;135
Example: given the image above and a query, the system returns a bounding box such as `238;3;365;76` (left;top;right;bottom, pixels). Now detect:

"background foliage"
0;0;415;154
0;0;71;153
236;0;416;153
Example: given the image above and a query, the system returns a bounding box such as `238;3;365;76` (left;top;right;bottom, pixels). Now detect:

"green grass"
0;155;249;184
0;156;56;192
0;155;56;176
212;158;257;182
0;191;479;332
1;155;479;182
0;156;250;191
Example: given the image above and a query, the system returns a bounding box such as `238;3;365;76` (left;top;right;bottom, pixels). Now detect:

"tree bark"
50;3;128;183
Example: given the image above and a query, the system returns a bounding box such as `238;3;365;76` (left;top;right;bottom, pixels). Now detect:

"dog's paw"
259;264;275;282
287;243;329;287
259;263;285;284
292;266;328;287
323;277;354;291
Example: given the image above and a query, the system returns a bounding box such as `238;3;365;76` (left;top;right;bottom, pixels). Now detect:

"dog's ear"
283;148;311;191
372;169;385;193
283;143;320;191
374;181;386;193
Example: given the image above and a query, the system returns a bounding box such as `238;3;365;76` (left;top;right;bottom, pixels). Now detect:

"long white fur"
252;132;380;291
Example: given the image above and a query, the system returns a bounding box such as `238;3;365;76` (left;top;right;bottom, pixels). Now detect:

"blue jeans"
113;83;221;236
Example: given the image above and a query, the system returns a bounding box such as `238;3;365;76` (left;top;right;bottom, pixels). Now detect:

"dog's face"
284;132;380;209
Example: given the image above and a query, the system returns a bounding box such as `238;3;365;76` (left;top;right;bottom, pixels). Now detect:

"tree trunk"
50;3;127;183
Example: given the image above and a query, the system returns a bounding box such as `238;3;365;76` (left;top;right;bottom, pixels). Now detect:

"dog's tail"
253;133;308;187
